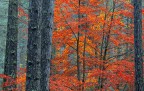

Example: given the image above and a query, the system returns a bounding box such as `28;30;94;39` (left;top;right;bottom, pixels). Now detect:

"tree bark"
4;0;18;90
133;0;143;91
40;0;54;91
26;0;42;91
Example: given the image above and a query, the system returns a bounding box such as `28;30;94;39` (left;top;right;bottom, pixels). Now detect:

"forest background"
0;0;144;91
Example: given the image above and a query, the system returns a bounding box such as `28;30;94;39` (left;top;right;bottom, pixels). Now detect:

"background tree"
4;0;18;90
40;0;54;91
26;0;41;90
0;1;9;90
134;0;143;90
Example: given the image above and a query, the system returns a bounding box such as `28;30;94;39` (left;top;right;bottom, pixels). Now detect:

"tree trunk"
40;0;54;91
77;0;81;82
4;0;18;90
133;0;143;91
99;1;115;90
82;31;86;91
26;0;42;91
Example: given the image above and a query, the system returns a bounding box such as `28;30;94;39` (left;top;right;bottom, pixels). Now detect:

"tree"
40;0;54;91
4;0;18;90
52;0;135;90
133;0;143;91
26;0;41;90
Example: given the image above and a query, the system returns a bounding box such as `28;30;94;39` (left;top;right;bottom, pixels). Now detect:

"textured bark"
26;0;42;91
40;0;54;91
133;0;143;91
4;0;18;90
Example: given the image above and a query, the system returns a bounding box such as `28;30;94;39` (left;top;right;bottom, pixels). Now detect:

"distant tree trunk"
98;2;108;90
40;0;54;91
76;0;81;90
99;1;115;90
133;0;143;91
26;0;41;91
4;0;18;90
77;0;81;82
82;31;86;91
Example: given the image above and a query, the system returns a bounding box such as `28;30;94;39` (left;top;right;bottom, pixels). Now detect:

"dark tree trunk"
77;0;81;81
40;0;54;91
133;0;143;91
76;1;81;90
26;0;42;91
4;0;18;90
82;31;86;91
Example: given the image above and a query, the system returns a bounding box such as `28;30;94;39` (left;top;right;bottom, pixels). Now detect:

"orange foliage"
2;0;144;91
52;0;136;90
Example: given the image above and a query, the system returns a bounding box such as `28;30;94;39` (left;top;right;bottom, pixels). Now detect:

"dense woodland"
0;0;144;91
